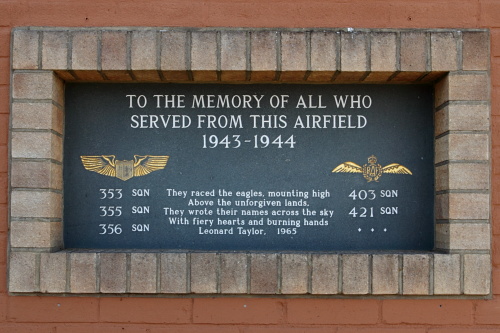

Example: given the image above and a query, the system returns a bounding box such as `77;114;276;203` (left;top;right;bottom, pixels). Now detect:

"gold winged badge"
332;155;412;182
80;155;169;181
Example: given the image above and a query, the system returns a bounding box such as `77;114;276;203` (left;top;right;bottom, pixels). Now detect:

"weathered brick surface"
281;32;307;81
220;253;247;294
11;160;62;190
435;104;490;135
220;31;246;81
311;254;338;294
13;29;39;69
9;252;37;292
250;253;277;294
71;31;99;70
435;73;490;107
10;221;61;248
433;254;460;295
372;254;399;294
12;102;63;134
100;253;126;293
191;31;217;81
287;299;379;324
383;300;473;325
402;255;430;295
250;31;277;81
11;190;62;218
191;252;217;293
70;253;96;293
42;31;68;70
431;32;458;71
160;31;189;80
342;254;369;294
130;253;157;293
462;31;489;70
160;252;187;293
309;31;337;81
40;252;66;293
281;254;308;294
463;254;491;295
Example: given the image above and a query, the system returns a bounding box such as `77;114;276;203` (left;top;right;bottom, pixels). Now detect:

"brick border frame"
8;28;491;296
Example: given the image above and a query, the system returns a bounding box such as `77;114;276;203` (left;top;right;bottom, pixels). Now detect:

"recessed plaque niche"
64;83;434;251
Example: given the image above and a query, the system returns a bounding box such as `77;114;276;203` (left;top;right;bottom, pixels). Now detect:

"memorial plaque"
64;83;434;251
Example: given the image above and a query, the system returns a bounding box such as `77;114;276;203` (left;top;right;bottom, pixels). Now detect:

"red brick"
493;29;500;57
493;267;500;295
428;329;500;333
287;299;379;325
0;57;8;85
339;329;425;333
494;58;500;87
0;324;55;333
0;86;8;113
244;328;336;333
0;28;9;57
100;298;191;324
492;205;500;235
475;297;500;324
0;174;7;204
0;146;7;173
0;114;8;145
152;326;239;333
194;299;285;324
7;297;99;323
480;0;500;28
56;325;150;333
492;87;500;116
493;237;500;266
390;2;478;28
383;300;473;325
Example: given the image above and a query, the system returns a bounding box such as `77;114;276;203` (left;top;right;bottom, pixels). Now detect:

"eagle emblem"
332;155;412;182
80;155;169;181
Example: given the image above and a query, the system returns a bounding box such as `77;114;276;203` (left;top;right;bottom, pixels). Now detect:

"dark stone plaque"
64;83;434;251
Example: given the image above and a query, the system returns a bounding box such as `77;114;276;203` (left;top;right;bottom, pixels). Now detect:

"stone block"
250;253;277;294
9;252;37;292
435;134;489;163
160;252;187;293
281;32;307;81
130;253;157;293
464;254;491;295
372;254;399;294
101;31;128;71
191;252;217;293
342;254;369;295
12;72;63;104
13;29;39;69
191;31;217;81
311;254;338;294
435;104;490;136
12;102;63;134
281;254;308;294
310;30;338;79
370;32;397;72
10;221;62;248
11;131;62;161
71;31;98;70
403;254;430;295
220;31;246;81
11;160;62;190
450;193;489;220
100;253;126;293
40;252;66;293
11;190;62;218
70;253;96;293
435;163;489;191
435;73;490;107
433;254;460;295
338;31;368;81
131;30;157;70
431;32;458;71
220;253;247;294
462;31;489;70
251;31;278;81
400;31;427;72
160;31;189;80
438;223;490;250
42;31;68;70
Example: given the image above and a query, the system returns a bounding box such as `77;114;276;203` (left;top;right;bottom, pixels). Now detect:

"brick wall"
1;1;500;332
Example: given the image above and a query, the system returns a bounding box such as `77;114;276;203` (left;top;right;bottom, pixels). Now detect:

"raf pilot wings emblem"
80;155;169;181
332;155;412;182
